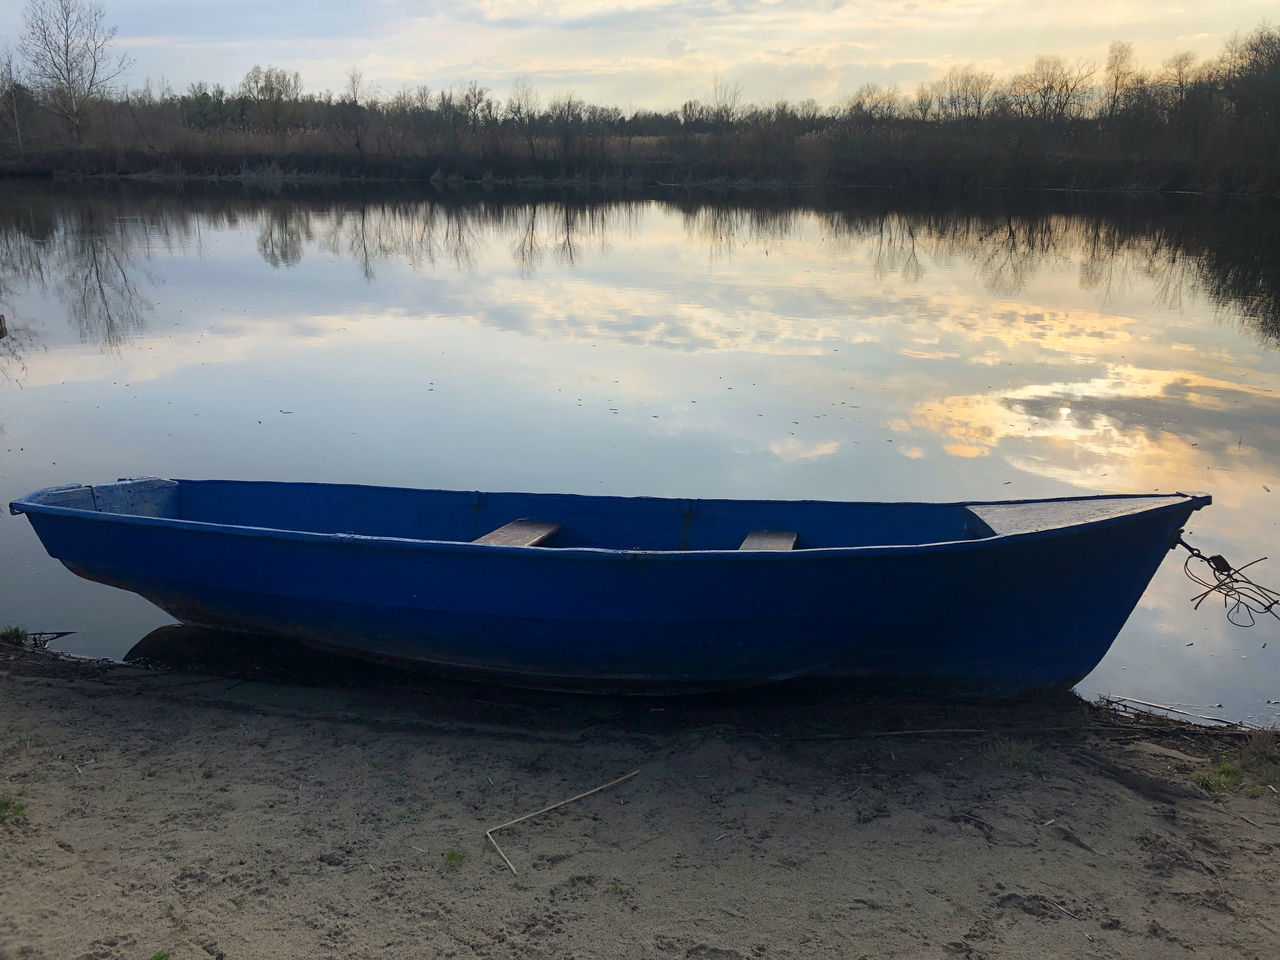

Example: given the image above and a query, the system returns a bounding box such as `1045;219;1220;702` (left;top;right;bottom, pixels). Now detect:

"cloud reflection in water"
1;185;1278;719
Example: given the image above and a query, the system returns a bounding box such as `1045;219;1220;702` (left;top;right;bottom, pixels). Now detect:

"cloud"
944;444;989;458
26;0;1258;109
905;364;1280;490
769;437;842;461
472;275;860;354
898;347;961;360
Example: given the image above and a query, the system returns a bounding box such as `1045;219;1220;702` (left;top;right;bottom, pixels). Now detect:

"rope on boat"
1173;532;1280;627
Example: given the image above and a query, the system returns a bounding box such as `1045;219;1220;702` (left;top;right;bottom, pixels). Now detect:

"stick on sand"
486;768;639;875
1109;696;1244;727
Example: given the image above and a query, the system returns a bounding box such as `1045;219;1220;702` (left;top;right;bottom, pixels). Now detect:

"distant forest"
2;6;1279;193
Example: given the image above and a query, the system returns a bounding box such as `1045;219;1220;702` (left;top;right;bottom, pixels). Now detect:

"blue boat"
10;479;1209;693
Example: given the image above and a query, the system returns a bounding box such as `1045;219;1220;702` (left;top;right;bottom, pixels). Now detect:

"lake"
1;182;1277;721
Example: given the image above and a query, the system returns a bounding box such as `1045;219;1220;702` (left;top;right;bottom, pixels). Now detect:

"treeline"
2;24;1279;192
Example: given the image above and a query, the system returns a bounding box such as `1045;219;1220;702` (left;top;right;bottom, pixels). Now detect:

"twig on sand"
1109;696;1244;727
869;728;989;736
485;768;640;876
791;723;1176;741
487;831;519;875
1051;901;1080;920
1050;902;1095;941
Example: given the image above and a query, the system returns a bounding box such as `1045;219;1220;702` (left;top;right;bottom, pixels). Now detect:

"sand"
2;641;1278;960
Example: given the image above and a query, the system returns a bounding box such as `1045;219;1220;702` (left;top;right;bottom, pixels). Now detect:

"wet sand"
2;641;1278;959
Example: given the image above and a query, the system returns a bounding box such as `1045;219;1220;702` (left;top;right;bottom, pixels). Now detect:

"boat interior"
20;479;1187;551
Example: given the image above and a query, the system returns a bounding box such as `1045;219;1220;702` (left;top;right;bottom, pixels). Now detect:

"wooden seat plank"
475;520;561;547
739;529;797;551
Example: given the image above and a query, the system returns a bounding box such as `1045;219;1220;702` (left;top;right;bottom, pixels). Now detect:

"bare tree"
436;87;462;151
709;72;742;129
793;98;822;126
1104;41;1134;120
20;0;131;142
1008;56;1096;124
458;80;492;136
240;65;302;133
679;98;704;133
0;46;23;151
505;76;540;162
344;67;365;105
845;82;902;124
1161;51;1197;114
1221;25;1280;143
937;64;995;121
547;92;583;159
334;67;369;156
911;81;938;121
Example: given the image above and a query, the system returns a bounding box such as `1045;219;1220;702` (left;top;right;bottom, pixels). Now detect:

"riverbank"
4;146;1279;197
2;644;1277;959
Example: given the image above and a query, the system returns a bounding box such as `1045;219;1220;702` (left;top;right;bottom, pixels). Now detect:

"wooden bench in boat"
739;530;797;550
475;520;562;546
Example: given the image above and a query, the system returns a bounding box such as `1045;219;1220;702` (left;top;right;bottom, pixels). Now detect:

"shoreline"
2;644;1277;959
5;170;1279;201
3;157;1280;200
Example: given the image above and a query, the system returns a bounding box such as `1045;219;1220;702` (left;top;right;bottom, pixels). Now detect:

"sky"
2;0;1278;110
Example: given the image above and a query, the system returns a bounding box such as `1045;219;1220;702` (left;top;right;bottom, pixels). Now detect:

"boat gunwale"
8;483;1211;562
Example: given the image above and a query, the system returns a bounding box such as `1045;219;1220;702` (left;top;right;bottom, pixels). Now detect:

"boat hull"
11;481;1208;693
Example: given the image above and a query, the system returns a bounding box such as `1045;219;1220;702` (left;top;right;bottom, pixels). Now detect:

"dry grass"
980;736;1048;774
1239;727;1280;788
0;625;30;647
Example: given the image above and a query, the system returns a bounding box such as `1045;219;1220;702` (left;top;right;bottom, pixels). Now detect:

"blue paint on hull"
11;479;1209;693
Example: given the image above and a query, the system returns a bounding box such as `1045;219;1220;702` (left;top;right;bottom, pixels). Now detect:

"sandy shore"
2;639;1278;960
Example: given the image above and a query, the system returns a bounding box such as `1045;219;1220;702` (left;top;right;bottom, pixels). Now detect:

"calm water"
2;183;1278;721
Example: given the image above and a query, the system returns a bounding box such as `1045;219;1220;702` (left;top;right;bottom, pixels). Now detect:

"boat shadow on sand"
121;624;1105;742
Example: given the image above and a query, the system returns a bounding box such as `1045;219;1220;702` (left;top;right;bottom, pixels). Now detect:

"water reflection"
0;223;45;384
0;186;1275;358
1;182;1278;720
60;219;153;349
0;311;37;387
0;196;154;359
257;207;311;268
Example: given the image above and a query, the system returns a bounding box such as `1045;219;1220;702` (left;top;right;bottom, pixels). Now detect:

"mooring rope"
1173;533;1280;627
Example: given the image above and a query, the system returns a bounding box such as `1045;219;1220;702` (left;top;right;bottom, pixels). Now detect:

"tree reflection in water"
58;207;154;349
0;191;157;372
256;206;311;269
0;183;1276;367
